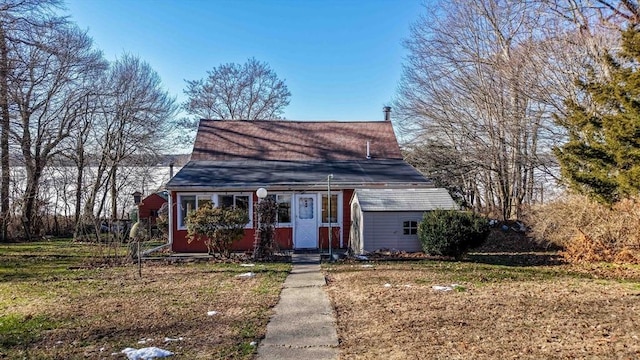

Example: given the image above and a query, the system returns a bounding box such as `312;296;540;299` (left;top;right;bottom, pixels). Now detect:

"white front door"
294;194;318;249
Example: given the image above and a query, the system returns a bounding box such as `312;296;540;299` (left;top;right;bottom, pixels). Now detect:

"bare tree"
8;22;106;239
395;0;557;220
64;54;176;233
183;57;290;123
104;55;176;220
0;0;65;241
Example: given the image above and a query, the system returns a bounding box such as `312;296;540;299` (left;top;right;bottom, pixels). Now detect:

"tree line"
395;0;640;220
0;0;178;241
0;0;291;242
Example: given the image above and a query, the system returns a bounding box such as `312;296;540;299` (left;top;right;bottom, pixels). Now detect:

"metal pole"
328;174;333;258
135;205;142;279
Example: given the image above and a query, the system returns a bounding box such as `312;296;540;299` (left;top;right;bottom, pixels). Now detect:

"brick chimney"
383;106;391;121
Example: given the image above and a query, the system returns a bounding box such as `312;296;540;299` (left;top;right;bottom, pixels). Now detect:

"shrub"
418;209;490;258
254;197;278;260
185;204;249;258
525;195;640;264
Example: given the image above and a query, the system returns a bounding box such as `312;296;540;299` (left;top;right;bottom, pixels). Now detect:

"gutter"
165;182;435;192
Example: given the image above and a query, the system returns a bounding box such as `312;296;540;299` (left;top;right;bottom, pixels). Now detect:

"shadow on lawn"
465;251;565;267
465;229;565;267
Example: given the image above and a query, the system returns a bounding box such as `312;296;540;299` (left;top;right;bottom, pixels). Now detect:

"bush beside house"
418;209;489;258
185;204;249;257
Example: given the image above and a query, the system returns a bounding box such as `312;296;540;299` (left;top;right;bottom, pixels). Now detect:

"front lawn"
325;257;640;359
0;239;290;359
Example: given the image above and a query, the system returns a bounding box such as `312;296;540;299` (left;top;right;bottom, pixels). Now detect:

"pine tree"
554;28;640;204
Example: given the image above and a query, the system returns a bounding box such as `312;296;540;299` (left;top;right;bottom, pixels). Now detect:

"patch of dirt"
325;262;640;359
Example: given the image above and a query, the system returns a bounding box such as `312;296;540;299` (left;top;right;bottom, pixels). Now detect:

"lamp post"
327;174;333;259
254;187;268;259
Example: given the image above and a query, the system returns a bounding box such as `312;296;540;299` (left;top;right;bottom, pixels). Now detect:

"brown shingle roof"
190;120;403;161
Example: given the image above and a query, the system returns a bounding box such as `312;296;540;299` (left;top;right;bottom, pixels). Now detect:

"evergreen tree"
554;28;640;204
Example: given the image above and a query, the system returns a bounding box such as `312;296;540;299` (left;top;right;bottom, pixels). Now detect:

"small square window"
403;220;418;235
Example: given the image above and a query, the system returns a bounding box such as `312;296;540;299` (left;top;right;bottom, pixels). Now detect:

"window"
265;194;292;224
321;194;338;223
217;194;250;218
298;197;314;219
179;195;196;228
277;194;292;223
403;220;418;235
219;195;234;208
179;194;251;229
197;195;212;209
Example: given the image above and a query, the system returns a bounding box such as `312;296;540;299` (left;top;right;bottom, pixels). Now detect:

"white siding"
361;211;424;253
349;201;364;254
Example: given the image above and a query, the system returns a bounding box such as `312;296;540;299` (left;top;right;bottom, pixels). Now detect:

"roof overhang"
165;159;432;191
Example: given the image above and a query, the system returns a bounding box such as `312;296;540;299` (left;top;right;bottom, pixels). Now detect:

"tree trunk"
72;135;84;238
110;165;118;220
0;26;10;242
21;165;43;240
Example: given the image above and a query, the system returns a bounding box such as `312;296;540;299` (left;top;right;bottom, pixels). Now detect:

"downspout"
167;190;173;248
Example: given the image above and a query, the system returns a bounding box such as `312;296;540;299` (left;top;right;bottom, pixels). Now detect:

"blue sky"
65;0;424;121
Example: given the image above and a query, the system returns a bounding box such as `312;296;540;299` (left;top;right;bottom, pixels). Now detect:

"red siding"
138;193;167;224
318;227;341;250
342;189;354;248
172;227;294;253
170;190;353;253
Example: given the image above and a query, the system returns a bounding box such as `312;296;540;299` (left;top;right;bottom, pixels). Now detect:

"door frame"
293;194;318;249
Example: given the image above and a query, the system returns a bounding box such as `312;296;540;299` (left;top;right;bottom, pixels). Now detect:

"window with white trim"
321;193;340;224
178;195;196;228
277;194;292;224
403;220;418;235
217;194;250;217
178;193;251;229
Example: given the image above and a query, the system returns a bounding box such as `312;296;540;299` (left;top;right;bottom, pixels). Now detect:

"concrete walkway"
256;253;339;359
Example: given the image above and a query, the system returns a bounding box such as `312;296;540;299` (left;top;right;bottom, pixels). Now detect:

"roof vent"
383;106;391;121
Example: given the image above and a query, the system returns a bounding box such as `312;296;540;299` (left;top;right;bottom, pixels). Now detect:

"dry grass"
0;240;290;359
325;260;640;359
526;195;640;263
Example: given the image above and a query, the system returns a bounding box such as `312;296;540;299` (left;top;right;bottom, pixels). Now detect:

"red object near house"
138;191;168;225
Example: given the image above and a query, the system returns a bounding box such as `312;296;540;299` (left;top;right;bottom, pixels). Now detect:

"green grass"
0;314;57;348
0;238;128;282
0;239;291;359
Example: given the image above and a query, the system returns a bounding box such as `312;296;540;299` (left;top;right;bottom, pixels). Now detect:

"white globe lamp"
256;187;268;199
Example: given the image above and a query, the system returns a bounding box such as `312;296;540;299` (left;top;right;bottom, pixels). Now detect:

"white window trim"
214;193;253;228
177;194;198;230
177;193;253;230
275;193;293;227
320;191;342;226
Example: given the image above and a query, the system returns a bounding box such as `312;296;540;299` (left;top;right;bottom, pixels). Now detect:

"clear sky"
64;0;424;122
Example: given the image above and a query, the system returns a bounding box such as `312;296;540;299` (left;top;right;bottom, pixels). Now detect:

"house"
349;188;458;254
165;111;456;253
